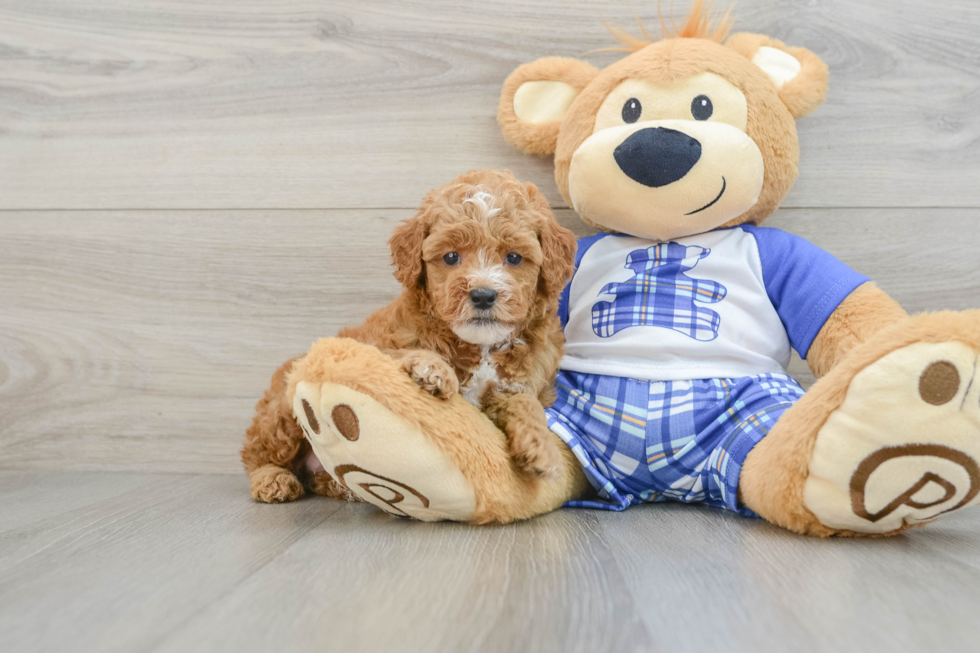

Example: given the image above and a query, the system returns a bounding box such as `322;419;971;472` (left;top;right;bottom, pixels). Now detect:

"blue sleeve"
742;226;870;359
557;233;610;329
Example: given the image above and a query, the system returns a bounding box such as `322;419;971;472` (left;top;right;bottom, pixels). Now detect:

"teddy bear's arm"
805;282;908;378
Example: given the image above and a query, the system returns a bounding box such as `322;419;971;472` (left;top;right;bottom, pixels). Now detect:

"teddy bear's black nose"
470;288;497;309
614;127;702;188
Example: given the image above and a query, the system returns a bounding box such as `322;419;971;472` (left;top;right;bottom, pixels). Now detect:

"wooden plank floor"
1;472;980;653
2;1;980;650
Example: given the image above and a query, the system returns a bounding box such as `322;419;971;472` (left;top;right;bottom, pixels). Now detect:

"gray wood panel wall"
2;0;979;474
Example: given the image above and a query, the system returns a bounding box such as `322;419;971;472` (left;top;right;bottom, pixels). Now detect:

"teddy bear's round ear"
727;33;829;119
498;57;599;157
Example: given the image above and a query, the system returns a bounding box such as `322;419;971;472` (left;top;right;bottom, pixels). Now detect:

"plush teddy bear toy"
288;1;980;535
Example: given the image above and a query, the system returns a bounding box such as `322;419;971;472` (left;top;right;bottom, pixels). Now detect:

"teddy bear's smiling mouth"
685;176;727;216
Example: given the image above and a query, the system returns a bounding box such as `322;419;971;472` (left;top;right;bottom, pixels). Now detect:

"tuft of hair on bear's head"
597;0;733;54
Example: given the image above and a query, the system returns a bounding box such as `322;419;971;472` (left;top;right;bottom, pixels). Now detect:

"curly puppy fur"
241;169;577;502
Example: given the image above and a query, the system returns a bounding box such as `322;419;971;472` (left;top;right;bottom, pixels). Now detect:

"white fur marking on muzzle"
467;251;508;292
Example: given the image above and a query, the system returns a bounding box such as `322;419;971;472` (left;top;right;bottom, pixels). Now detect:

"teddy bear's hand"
399;350;459;400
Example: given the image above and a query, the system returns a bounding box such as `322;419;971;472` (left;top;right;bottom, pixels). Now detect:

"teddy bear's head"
498;1;828;241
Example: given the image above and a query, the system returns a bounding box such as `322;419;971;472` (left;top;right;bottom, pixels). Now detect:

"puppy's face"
390;171;576;347
422;192;542;345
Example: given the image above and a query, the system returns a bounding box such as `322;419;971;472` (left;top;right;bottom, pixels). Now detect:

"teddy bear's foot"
804;338;980;534
284;338;591;523
742;310;980;536
292;380;478;521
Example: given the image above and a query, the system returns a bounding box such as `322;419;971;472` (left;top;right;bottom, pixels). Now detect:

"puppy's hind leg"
241;359;307;503
248;463;305;503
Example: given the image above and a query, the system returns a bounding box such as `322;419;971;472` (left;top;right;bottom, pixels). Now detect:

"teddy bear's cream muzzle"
567;119;765;241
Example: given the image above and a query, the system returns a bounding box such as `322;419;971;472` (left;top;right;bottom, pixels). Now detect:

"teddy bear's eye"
621;98;642;124
691;95;713;120
443;252;460;265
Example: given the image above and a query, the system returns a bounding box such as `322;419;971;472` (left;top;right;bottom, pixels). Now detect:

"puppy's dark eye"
505;253;523;266
443;252;460;266
622;97;642;124
691;95;713;120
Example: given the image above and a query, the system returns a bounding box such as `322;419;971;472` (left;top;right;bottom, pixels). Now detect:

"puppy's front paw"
401;351;459;400
508;423;562;479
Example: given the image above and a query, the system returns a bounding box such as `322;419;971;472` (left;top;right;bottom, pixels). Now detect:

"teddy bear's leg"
286;338;591;523
740;310;980;536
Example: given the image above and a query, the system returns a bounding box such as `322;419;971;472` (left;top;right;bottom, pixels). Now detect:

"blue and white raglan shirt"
547;226;870;514
556;226;869;382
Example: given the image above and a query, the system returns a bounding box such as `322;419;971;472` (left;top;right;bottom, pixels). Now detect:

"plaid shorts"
546;369;806;516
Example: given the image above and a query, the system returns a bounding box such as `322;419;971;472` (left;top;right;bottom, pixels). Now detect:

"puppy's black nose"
614;127;701;188
470;288;497;309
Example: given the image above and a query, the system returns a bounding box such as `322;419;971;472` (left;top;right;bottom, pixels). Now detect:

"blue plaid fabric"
591;242;728;341
545;369;806;516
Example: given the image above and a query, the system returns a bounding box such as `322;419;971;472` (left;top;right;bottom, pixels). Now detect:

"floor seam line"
143;499;348;653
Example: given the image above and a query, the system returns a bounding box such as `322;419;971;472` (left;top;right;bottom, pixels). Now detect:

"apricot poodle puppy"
241;169;577;503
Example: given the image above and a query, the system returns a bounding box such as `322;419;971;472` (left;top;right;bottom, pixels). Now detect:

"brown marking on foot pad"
331;404;360;441
850;444;980;523
334;464;429;517
301;399;320;434
919;361;960;405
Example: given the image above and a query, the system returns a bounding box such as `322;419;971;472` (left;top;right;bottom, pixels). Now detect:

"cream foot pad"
805;342;980;533
293;382;477;522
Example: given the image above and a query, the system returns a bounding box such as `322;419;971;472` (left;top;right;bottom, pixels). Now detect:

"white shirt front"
560;229;792;381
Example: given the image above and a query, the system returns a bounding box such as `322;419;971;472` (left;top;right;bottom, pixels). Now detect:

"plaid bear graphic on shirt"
591;242;728;341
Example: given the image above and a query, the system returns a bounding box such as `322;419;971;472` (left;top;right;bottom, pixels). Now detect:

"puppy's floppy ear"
499;57;599;156
389;199;432;288
525;182;576;304
727;33;829;119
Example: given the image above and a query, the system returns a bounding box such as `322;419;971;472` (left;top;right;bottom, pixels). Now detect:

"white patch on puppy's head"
463;186;502;222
